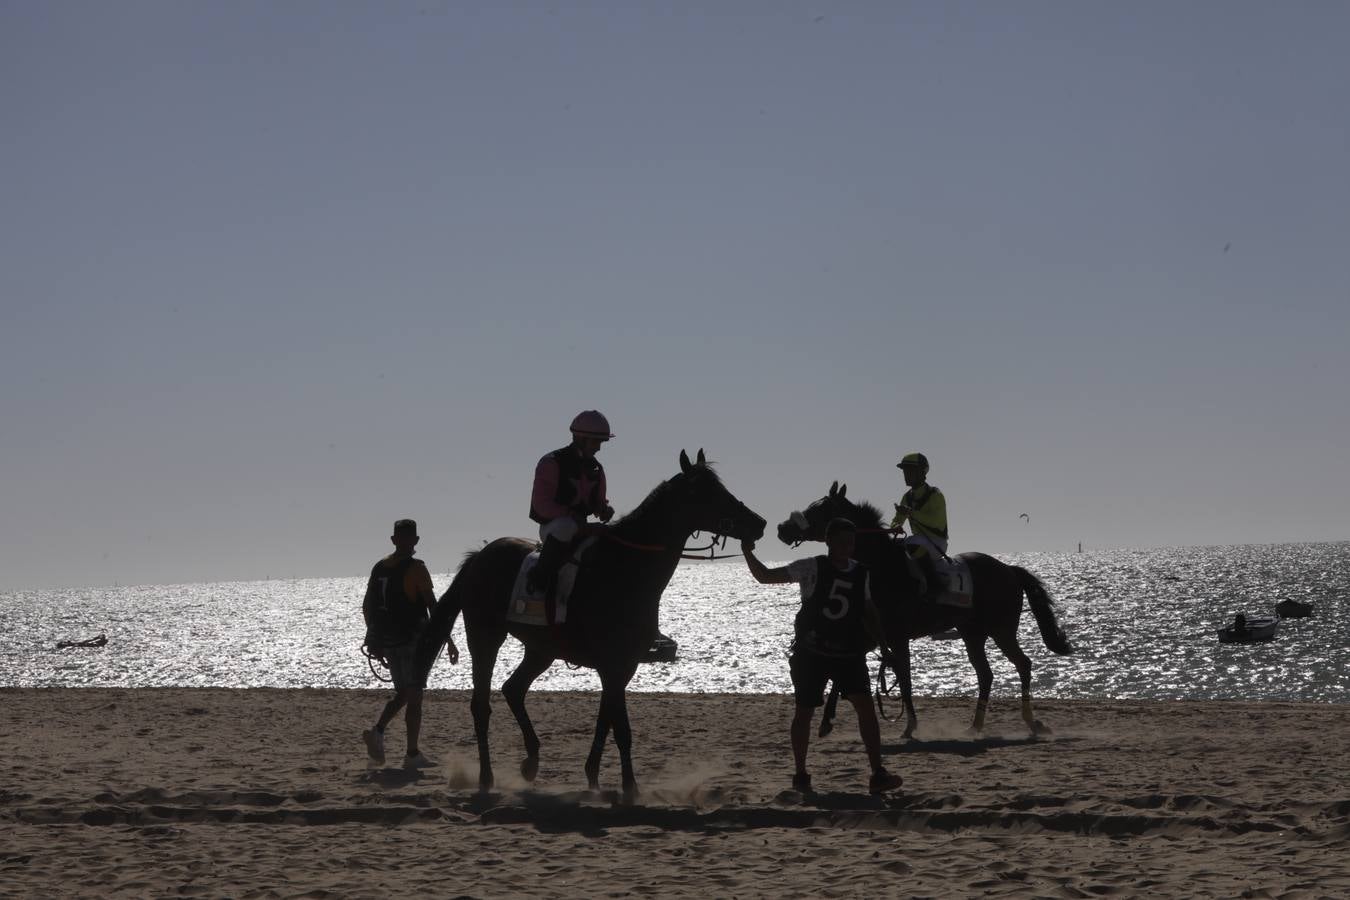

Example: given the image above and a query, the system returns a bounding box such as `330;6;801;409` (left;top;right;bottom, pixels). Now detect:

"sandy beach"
3;688;1347;898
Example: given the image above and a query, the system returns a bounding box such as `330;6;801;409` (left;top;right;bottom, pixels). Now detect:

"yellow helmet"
896;452;929;473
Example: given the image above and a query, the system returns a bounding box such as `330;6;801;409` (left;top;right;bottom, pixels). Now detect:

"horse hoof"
622;782;639;804
1031;720;1051;736
521;756;540;782
817;722;834;738
479;770;495;791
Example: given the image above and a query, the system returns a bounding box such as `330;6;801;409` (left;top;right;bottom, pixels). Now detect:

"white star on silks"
569;471;597;507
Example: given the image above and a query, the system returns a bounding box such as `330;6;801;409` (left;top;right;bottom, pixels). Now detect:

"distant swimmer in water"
56;633;107;649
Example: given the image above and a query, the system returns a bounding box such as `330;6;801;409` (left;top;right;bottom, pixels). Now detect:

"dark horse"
416;450;765;797
777;482;1073;738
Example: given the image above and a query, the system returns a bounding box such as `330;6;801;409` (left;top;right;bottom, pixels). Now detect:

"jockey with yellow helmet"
891;452;948;598
525;410;616;599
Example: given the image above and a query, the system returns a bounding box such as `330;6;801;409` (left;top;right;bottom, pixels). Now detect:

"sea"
4;543;1348;702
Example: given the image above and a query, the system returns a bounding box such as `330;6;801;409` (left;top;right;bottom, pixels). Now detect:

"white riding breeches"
539;517;580;543
903;533;948;559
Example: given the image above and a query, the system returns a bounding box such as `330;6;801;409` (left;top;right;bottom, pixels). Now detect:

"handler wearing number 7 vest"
741;517;904;796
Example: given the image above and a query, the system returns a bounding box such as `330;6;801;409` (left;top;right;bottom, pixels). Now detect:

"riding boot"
918;554;941;601
526;537;570;599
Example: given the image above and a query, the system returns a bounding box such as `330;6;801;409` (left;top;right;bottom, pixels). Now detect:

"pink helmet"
570;410;614;440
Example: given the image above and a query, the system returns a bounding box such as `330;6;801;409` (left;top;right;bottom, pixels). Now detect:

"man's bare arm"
741;540;794;585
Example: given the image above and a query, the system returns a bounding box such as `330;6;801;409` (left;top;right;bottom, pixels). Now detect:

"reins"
789;519;956;565
601;530;741;560
784;526;901;550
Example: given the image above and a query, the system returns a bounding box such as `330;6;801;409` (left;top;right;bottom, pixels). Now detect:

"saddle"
926;555;974;609
507;536;599;626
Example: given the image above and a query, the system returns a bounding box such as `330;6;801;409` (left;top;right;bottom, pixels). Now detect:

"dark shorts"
789;649;871;708
382;640;426;691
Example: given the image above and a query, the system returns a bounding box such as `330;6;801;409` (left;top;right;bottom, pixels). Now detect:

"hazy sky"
4;1;1348;590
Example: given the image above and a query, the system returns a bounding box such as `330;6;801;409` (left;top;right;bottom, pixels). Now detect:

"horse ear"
680;450;693;474
839;483;847;498
696;448;706;466
829;481;839;497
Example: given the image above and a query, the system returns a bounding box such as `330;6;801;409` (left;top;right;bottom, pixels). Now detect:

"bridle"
782;509;905;548
603;528;741;560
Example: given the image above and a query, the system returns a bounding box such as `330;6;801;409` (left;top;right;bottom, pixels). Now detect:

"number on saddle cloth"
931;556;974;609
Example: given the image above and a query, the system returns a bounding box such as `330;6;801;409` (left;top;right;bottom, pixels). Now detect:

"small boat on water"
1218;615;1279;644
56;633;107;649
1275;599;1314;618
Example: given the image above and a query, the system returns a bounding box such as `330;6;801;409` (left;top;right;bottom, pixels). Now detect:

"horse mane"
448;461;726;570
614;462;723;533
845;498;884;530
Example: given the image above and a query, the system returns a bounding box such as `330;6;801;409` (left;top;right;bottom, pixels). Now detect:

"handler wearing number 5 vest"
741;518;903;796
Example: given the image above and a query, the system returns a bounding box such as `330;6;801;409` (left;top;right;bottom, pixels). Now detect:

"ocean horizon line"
5;537;1348;594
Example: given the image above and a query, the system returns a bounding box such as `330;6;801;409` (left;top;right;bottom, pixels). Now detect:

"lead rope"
361;636;445;684
874;651;901;723
362;644;392;683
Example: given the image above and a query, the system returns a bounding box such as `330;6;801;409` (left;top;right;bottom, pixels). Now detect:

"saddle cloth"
507;536;598;626
930;555;974;608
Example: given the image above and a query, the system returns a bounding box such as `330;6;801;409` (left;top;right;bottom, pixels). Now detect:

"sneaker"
403;752;438;770
869;770;903;795
362;728;385;764
791;772;812;792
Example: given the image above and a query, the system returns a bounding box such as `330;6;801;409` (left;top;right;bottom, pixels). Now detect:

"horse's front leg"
894;638;919;739
600;664;640;801
502;644;556;782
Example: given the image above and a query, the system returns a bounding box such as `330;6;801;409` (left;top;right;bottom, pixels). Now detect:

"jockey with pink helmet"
525;410;616;599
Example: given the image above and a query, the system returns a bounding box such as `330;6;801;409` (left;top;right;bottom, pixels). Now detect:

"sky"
3;1;1348;590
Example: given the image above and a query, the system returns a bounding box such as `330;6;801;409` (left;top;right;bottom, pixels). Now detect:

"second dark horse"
417;450;766;798
778;482;1074;738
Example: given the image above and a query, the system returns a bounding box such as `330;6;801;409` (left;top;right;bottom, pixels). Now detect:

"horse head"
777;480;861;545
668;448;766;543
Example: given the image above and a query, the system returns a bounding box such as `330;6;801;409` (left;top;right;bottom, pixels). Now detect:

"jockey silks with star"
526;410;616;599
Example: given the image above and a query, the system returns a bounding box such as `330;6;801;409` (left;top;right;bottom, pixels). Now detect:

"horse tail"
1014;566;1074;655
415;548;479;675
